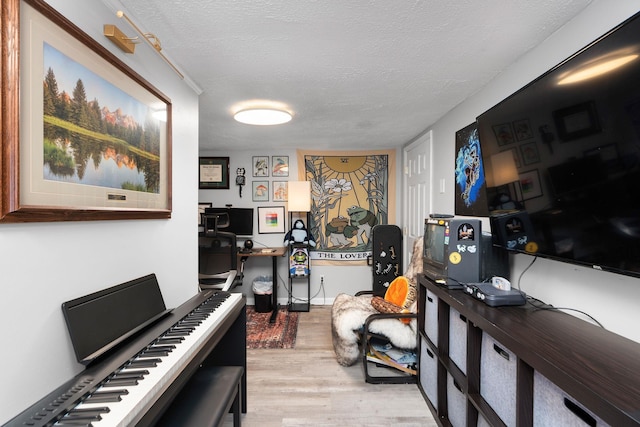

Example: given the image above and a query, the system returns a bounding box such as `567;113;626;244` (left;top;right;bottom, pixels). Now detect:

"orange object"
381;276;417;325
384;276;415;309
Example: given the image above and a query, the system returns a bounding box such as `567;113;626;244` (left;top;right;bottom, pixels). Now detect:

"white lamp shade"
288;181;311;212
490;151;519;187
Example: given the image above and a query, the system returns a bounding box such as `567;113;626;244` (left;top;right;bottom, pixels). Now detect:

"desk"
239;247;286;323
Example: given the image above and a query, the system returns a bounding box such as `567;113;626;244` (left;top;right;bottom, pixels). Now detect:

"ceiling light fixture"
234;109;292;126
558;54;638;85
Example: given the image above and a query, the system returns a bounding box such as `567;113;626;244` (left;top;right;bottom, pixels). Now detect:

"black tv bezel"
477;10;640;280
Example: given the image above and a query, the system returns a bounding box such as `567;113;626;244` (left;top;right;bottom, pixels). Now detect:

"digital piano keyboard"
5;290;246;427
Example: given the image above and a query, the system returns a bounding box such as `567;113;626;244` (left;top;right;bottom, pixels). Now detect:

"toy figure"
284;219;316;247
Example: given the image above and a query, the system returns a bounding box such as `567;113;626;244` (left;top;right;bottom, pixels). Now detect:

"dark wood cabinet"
418;276;640;426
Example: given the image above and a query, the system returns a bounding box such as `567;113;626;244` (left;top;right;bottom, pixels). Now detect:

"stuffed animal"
284;219;316;247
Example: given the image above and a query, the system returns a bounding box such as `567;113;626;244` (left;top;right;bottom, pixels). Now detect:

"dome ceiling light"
234;108;293;125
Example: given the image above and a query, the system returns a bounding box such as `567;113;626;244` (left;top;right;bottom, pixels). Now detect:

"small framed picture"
252;181;269;202
518;169;543;200
273;181;288;202
271;155;289;177
520;142;540;165
252;156;269;177
258;206;286;234
199;157;230;189
512;119;533;141
492;123;516;146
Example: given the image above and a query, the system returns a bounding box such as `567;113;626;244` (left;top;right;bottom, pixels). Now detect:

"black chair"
198;213;244;291
359;225;417;384
331;227;421;384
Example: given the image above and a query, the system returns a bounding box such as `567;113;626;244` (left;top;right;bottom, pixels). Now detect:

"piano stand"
156;365;244;427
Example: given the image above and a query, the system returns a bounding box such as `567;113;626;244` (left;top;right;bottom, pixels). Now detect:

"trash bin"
252;275;273;313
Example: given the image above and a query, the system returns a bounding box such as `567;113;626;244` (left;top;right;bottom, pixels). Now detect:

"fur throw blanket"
331;293;417;366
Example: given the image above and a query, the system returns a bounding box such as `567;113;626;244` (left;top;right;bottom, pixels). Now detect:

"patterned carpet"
246;306;299;349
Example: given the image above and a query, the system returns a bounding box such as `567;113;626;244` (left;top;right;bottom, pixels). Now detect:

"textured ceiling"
112;0;593;151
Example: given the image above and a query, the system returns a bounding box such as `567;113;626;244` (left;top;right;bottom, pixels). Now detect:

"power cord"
288;278;326;305
527;297;605;329
518;256;605;329
515;255;537;291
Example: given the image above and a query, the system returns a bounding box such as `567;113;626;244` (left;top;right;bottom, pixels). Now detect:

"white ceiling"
115;0;594;151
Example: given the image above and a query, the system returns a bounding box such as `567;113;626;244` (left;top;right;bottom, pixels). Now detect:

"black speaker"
370;225;403;296
447;219;484;285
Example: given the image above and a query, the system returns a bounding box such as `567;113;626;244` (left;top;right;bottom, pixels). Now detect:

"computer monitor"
204;207;254;237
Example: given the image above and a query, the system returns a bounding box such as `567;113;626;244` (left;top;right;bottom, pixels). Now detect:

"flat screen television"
477;11;640;279
204;207;254;237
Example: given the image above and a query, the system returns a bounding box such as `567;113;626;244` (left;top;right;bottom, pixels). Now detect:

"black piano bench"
156;365;244;427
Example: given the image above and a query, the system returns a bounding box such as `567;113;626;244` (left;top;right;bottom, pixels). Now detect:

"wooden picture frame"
257;206;286;234
199;157;230;189
1;0;172;222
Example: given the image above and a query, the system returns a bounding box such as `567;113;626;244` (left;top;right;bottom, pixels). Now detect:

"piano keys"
4;285;246;427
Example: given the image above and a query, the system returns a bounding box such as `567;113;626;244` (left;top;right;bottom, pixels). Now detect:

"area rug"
246;306;299;349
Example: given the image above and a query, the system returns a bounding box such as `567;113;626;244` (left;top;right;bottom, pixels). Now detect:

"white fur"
330;236;423;366
331;293;417;366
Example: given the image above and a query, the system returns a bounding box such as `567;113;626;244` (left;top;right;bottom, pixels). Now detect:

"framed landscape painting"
1;0;172;222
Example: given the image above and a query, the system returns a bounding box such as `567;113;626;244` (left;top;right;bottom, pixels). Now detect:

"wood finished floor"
222;305;437;427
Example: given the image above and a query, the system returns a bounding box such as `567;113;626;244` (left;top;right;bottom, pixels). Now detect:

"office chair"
198;213;244;292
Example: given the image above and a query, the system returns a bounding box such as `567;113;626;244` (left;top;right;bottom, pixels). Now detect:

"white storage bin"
533;370;611;427
424;288;439;344
449;306;467;374
447;373;466;427
419;336;438;409
480;332;517;427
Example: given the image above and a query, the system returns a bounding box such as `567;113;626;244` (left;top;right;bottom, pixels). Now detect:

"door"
403;130;432;270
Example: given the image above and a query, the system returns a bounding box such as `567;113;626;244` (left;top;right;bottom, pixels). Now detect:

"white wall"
198;148;402;306
0;0;200;423
426;0;640;344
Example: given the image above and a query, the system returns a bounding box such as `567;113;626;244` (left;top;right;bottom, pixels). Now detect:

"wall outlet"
320;275;325;285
